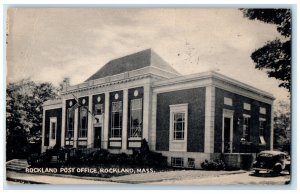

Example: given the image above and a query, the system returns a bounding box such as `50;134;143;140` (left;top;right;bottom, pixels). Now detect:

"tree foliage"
273;100;291;153
241;9;291;92
6;80;58;160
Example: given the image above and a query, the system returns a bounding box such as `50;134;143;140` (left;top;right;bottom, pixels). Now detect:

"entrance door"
94;127;102;148
222;109;233;153
223;117;231;153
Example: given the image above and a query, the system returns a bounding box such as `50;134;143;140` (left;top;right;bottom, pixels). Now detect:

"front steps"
6;159;30;171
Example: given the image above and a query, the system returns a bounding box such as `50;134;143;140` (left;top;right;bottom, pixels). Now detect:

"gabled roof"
85;49;180;81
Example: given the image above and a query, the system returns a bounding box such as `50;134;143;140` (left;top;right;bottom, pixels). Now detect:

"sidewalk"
110;170;245;184
6;169;245;184
146;171;291;185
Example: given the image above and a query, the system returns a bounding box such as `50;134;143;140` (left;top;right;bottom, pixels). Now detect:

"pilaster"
204;85;215;153
149;92;157;151
74;108;78;148
87;95;93;148
103;92;109;149
122;89;129;150
142;84;151;142
61;100;66;147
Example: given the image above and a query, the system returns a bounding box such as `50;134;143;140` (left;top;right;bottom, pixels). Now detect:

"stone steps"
6;159;30;172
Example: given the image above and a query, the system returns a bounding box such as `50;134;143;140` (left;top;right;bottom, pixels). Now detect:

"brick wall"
214;87;271;153
156;87;206;152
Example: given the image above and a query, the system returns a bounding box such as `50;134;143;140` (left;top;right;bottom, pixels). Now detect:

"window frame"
259;118;267;145
66;107;75;139
110;101;123;138
129;98;143;138
78;106;88;138
169;104;188;142
173;112;185;140
187;158;195;168
169;104;188;152
171;157;184;168
243;114;251;141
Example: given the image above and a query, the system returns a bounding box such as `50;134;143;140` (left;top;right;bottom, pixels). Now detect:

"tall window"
79;106;88;138
169;104;188;152
111;101;122;138
67;108;75;138
259;118;266;145
243;115;251;141
173;113;185;140
129;98;143;138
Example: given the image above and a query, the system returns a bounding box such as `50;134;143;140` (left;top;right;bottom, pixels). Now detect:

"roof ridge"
85;49;179;81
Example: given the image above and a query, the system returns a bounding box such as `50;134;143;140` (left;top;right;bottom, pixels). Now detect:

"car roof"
259;150;287;156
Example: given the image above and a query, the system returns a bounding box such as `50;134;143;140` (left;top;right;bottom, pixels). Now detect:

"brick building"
42;49;275;168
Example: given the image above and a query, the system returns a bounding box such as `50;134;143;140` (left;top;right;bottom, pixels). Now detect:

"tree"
6;80;58;160
273;100;291;153
241;9;291;92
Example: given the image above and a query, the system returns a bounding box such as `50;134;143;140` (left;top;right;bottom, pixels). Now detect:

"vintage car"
252;150;290;174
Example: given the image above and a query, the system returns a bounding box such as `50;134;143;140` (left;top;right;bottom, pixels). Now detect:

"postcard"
5;7;292;186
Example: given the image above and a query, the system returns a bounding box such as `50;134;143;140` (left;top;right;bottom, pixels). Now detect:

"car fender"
274;162;283;170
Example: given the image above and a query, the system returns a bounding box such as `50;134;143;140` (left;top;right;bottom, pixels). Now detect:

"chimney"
62;77;70;91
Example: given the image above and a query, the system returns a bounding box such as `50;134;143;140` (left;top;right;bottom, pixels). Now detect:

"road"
6;170;290;185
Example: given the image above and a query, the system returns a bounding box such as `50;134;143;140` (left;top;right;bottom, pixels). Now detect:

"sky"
6;8;290;103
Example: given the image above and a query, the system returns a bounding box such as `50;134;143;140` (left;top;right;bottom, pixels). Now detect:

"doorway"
222;109;234;153
94;127;102;148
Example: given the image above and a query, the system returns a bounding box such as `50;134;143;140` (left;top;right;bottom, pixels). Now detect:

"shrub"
201;159;225;170
134;139;168;167
90;149;109;164
27;151;52;167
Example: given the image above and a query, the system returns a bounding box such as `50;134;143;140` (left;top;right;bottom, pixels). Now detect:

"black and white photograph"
5;7;293;186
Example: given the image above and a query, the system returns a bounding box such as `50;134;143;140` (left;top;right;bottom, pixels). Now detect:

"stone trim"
150;93;157;151
204;85;215;153
61;66;174;95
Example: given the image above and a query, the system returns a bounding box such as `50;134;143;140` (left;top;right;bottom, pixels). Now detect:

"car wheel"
255;170;259;174
273;165;282;174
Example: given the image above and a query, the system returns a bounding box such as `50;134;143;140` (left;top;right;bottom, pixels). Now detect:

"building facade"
42;49;275;168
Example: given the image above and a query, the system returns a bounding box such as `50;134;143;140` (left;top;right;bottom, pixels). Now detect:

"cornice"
152;71;275;101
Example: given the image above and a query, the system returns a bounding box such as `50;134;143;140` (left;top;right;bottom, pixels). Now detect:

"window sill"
78;137;87;140
128;137;142;141
170;140;186;143
109;137;122;141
